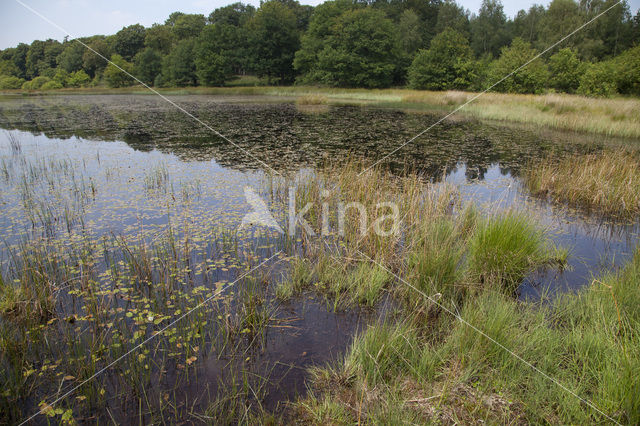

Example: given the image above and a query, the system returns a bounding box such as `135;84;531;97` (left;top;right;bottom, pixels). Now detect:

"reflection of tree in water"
0;95;602;178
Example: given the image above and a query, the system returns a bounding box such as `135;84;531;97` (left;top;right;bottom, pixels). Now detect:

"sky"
1;0;639;50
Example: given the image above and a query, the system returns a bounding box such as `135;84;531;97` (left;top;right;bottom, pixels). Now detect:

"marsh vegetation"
0;95;638;424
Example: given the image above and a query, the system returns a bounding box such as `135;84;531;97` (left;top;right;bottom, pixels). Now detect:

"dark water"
0;94;638;422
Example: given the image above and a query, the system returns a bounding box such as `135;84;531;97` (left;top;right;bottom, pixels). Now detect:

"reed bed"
524;150;640;217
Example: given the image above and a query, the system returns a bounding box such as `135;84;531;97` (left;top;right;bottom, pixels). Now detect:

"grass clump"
467;211;567;293
524;150;640;218
275;257;314;300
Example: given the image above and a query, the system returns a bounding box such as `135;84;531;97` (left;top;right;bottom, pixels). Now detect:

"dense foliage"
1;0;639;96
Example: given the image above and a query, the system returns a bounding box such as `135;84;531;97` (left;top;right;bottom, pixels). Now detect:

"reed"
524;150;640;218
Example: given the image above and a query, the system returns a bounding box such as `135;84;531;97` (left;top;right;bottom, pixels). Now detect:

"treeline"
1;0;639;96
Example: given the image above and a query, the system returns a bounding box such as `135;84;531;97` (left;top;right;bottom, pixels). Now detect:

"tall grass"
524;150;640;218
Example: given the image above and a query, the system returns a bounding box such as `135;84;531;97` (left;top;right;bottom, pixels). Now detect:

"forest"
0;0;639;97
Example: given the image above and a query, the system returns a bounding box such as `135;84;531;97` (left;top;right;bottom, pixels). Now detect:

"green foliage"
408;28;475;90
144;25;173;54
171;14;207;40
613;44;640;96
40;80;63;90
160;40;197;87
209;2;256;26
299;7;398;88
0;75;25;89
25;39;63;79
195;25;237;86
103;54;135;88
548;48;584;93
82;39;112;77
114;24;146;60
248;1;300;84
21;76;51;90
577;61;617;97
470;0;509;58
134;48;162;85
489;37;548;94
0;59;20;77
294;0;355;82
56;42;84;73
66;70;91;88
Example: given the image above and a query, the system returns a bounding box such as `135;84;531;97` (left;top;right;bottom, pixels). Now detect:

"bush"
0;75;25;89
52;69;70;87
408;29;475;90
613;45;640;96
39;80;63;90
103;54;135;88
21;76;51;90
66;70;91;88
488;38;548;94
548;48;584;93
577;61;616;97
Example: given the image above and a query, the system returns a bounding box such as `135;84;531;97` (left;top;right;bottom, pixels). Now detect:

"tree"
248;1;300;83
114;24;146;60
489;38;549;94
435;0;470;37
160;40;197;87
408;28;475;90
294;0;356;82
510;5;546;47
548;48;584;93
311;8;399;88
134;48;162;85
145;25;173;54
171;14;206;40
208;2;256;26
195;24;244;86
103;54;135;88
82;38;112;77
25;39;63;78
470;0;509;58
57;41;84;73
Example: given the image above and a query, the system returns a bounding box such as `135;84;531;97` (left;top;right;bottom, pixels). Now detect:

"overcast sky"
1;0;639;50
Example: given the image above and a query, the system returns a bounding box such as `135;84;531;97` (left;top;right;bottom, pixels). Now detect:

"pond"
0;94;638;423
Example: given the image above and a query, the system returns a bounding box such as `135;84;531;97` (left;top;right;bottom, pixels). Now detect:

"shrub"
39;80;63;90
613;45;640;96
0;75;25;89
577;61;616;97
66;70;91;88
21;76;51;90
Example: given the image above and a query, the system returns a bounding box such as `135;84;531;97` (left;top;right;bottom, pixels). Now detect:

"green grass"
467;211;568;293
297;248;640;424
